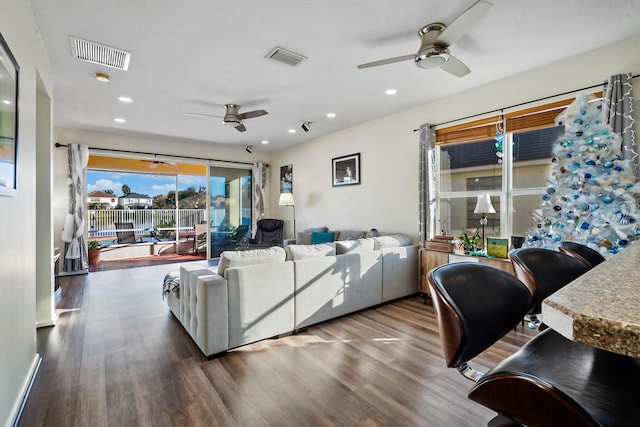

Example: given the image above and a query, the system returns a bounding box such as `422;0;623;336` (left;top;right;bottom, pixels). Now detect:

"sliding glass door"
209;166;252;258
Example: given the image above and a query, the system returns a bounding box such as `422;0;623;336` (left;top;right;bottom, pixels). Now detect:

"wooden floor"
20;262;535;427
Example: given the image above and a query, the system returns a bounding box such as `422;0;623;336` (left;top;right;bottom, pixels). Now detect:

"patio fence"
88;209;208;238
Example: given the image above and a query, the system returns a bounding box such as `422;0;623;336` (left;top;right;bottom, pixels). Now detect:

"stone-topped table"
542;241;640;358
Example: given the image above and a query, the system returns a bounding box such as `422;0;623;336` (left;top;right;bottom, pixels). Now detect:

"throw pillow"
335;238;375;254
296;231;313;245
336;230;367;241
218;246;286;277
373;234;412;249
286;243;336;260
311;231;335;244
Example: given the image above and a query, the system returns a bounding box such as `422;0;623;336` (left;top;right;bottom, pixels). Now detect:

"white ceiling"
30;0;640;152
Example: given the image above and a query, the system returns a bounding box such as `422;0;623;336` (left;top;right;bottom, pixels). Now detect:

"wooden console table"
542;241;640;358
419;249;514;297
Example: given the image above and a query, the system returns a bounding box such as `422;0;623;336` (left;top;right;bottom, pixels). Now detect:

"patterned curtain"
251;162;267;236
418;123;437;246
61;143;89;272
603;73;637;177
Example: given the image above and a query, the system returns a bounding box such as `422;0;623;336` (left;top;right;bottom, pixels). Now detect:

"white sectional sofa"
165;235;418;357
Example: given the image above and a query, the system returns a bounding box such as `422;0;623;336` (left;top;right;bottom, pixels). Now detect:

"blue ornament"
575;119;584;125
586;160;596;166
546;188;556;195
586;139;594;145
602;194;613;204
614;166;622;172
542;194;550;201
580;204;589;212
603;161;613;169
580;222;590;230
594;119;600;124
576;131;583;137
584;173;591;179
573;194;580;200
590;177;598;184
580;109;587;115
619;239;628;247
601;129;609;135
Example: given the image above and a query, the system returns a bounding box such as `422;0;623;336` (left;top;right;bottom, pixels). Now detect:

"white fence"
88;209;208;238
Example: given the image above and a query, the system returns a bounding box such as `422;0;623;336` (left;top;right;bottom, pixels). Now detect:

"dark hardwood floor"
20;262;535;427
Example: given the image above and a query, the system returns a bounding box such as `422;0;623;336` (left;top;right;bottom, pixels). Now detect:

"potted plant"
87;240;101;268
459;228;481;252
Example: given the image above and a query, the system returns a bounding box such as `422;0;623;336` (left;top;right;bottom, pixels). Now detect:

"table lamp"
474;194;495;250
279;192;296;236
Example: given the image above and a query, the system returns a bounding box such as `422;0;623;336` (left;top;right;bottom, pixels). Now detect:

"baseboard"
5;354;41;427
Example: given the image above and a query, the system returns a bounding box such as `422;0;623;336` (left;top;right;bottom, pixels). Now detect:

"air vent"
69;36;131;70
265;47;306;67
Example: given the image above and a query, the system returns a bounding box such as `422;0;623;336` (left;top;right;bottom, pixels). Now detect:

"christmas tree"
525;92;640;257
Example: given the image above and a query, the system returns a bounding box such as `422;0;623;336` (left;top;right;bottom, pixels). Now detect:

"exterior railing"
88;209;208;239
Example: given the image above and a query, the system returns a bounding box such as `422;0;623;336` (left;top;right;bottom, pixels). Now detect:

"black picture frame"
332;153;360;187
0;33;19;197
280;164;292;193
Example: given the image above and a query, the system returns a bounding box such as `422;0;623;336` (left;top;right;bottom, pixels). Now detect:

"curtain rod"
54;142;267;167
415;73;640;131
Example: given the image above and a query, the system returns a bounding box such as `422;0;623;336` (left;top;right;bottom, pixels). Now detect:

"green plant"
87;240;101;251
459;229;481;249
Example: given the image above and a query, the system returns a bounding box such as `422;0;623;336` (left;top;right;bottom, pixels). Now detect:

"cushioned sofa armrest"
193;274;230;357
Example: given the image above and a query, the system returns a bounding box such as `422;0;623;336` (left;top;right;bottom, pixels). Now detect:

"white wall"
0;1;53;425
269;34;640;240
52;128;271;260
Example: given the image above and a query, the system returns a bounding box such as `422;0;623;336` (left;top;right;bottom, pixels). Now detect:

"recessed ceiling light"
385;89;397;95
118;96;132;103
288;129;296;133
326;112;336;118
95;72;110;82
114;118;126;123
261;140;269;144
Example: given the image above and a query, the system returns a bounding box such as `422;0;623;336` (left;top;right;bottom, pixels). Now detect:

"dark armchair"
246;219;284;249
427;262;639;427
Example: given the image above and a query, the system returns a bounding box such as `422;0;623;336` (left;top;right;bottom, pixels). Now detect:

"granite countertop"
542;241;640;358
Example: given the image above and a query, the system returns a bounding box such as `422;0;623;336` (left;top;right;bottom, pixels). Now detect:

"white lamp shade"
279;192;295;206
474;194;496;214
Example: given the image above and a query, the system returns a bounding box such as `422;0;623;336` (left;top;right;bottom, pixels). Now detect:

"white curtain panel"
251;162;267;237
604;73;637;177
61;143;89;272
418;123;436;246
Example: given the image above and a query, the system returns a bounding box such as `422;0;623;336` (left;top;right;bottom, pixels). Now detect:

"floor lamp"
474;194;495;250
279;192;296;237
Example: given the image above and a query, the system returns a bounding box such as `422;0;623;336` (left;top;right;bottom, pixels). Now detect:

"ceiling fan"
143;160;178;169
357;0;493;77
185;104;268;132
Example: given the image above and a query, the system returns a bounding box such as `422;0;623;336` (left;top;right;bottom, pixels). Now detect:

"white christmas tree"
525;92;640;257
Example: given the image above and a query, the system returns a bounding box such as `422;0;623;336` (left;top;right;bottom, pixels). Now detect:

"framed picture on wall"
280;164;292;193
332;153;360;187
0;33;19;197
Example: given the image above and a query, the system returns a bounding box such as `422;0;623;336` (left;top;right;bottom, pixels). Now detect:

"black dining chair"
509;248;589;329
558;241;606;269
427;262;640;427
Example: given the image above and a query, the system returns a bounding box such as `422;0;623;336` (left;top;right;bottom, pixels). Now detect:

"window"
433;93;601;242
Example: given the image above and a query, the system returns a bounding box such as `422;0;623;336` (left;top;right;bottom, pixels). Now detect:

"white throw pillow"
373;234;412;249
335;238;375;254
286;243;336;260
218;246;286;276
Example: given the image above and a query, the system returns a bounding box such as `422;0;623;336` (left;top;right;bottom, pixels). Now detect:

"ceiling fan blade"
238;109;268;120
438;0;493;46
184;112;223;119
357;54;415;69
440;54;471;77
235;124;247;132
148;161;159;169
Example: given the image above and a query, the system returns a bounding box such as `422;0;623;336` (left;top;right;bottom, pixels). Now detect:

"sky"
87;170;209;197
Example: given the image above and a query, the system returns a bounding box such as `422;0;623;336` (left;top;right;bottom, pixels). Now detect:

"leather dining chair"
558;241;606;269
427;262;640;427
509;248;589;329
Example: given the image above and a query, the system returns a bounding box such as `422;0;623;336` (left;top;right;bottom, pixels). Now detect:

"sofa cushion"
337;230;367;241
335;238;375;254
373;234;412;249
304;226;329;233
286;242;336;260
311;231;335;244
218;246;286;277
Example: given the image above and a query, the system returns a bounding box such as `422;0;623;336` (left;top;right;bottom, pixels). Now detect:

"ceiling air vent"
69;36;131;70
265;47;306;67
